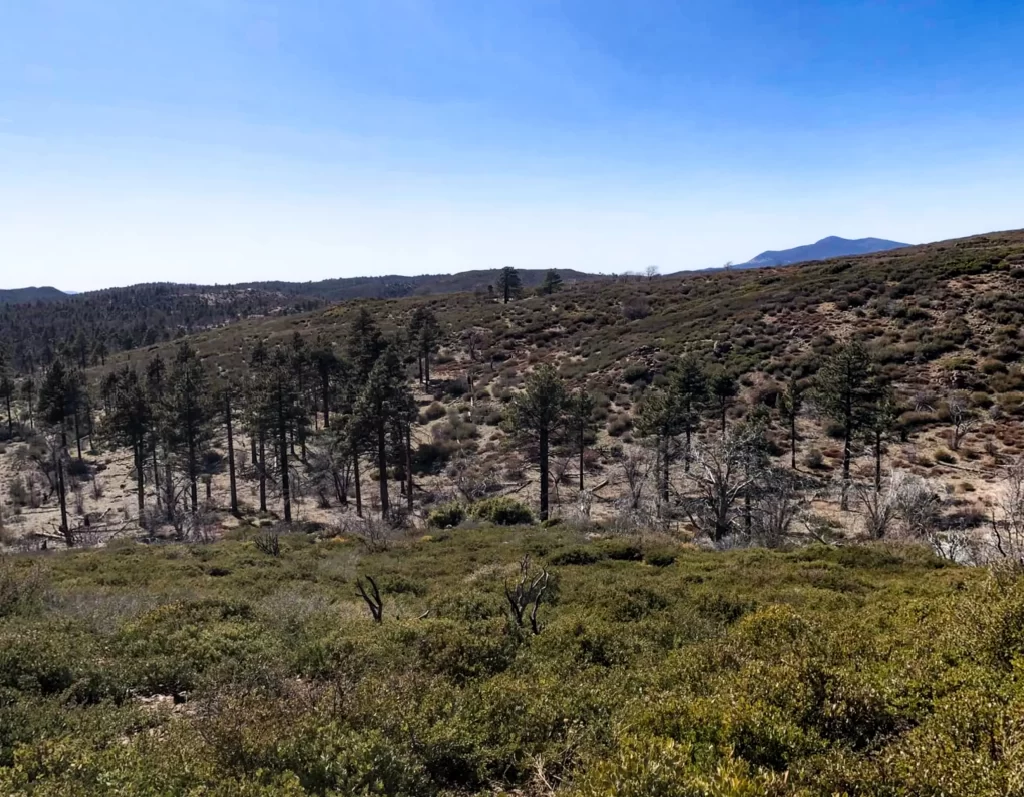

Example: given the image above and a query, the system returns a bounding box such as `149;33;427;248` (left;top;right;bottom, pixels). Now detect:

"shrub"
644;550;676;568
421;402;446;422
427;502;466;529
468;497;533;526
549;546;603;566
622;363;651;384
600;541;644;561
804;448;825;469
607;415;632;437
622;297;651;320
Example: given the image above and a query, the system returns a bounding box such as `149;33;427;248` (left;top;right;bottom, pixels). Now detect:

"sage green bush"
0;528;1021;795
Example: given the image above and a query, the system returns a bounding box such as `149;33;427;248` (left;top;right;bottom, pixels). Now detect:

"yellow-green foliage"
468;496;534;525
1;529;1023;795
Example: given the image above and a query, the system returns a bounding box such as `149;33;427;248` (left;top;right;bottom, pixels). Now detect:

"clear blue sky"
2;0;1023;290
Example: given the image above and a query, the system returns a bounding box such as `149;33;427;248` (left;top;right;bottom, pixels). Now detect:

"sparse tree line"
0;313;1017;563
0;307;432;543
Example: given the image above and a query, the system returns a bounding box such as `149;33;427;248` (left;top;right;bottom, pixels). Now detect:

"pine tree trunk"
250;434;258;466
874;432;882;493
188;431;198;514
5;394;11;436
164;460;174;521
353;450;362;517
790;416;797;469
539;426;550;521
134;441;145;520
55;444;69;540
579;428;585;492
258;431;267;513
279;395;292;523
841;414;852;511
423;352;430;388
660;435;670;505
684;424;692;472
74;411;83;461
226;395;239;516
152;446;161;511
322;374;330;429
377;423;389;520
406;424;413;513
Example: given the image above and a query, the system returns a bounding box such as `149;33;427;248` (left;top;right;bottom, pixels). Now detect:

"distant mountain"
736;236;910;269
0;286;68;304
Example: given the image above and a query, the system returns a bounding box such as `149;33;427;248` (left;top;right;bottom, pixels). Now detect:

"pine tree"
540;269;563;296
145;355;169;515
635;387;686;505
264;346;307;523
865;387;897;493
815;341;880;508
222;385;240;517
166;343;214;514
106;366;153;520
568;390;597;491
20;377;34;431
0;347;13;437
409;306;442;387
674;356;708;471
289;332;310;458
245;341;271;514
506;365;569;521
496;267;522;304
310;334;340;429
709;368;738;435
778;380;803;469
347;308;385;382
37;359;76;537
354;347;415;520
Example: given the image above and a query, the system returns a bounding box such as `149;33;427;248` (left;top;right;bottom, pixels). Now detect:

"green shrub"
549;546;603;566
644;550;676;568
427;502;466;529
468;497;533;526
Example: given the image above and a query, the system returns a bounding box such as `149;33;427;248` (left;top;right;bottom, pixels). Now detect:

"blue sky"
2;0;1023;290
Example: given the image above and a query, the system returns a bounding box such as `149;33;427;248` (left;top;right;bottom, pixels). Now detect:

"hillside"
8;225;1005;550
738;235;910;268
4;228;1024;794
0;269;603;372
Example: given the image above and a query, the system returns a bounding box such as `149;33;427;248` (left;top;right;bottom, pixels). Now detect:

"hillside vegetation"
0;269;600;372
3;230;1024;793
2;527;1024;795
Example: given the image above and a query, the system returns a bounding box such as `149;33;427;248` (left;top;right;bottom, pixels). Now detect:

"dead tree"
357;575;384;623
948;391;978;451
504;555;550;635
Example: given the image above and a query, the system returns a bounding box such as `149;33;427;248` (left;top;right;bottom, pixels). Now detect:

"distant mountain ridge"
0;269;604;307
737;236;910;269
0;286;68;304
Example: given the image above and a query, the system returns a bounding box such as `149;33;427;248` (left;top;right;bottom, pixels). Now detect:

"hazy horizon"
3;1;1024;291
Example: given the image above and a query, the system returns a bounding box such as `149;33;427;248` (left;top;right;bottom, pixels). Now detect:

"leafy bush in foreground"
0;528;1022;795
